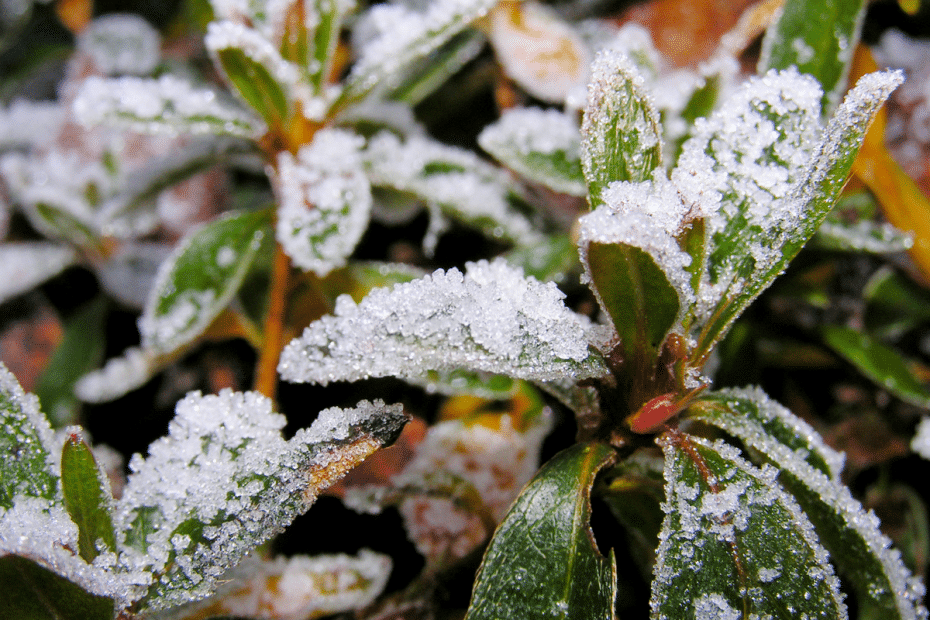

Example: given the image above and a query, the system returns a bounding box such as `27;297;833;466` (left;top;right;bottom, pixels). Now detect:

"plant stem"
254;241;291;400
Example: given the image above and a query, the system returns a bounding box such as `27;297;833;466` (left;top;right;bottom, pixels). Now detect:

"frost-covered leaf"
687;389;928;620
337;0;496;109
60;432;116;563
822;324;930;408
74;75;263;138
581;48;662;208
0;555;113;620
502;234;577;284
300;0;347;93
815;218;913;253
275;129;372;276
78;13;161;77
760;0;865;113
653;433;846;620
0;242;77;305
487;0;590;104
167;550;391;620
478;107;586;196
364;132;538;246
0;363;59;507
387;30;485;106
0;100;65;150
34;298;107;427
74;346;159;404
140;209;271;354
465;442;617;620
116;391;407;611
319;261;426;305
279;258;606;387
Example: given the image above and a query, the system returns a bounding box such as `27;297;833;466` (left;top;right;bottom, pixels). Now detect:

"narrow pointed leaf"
387;30;485;106
822;324;930;408
864;267;930;337
0;555;113;620
0;242;77;305
688;389;928;620
60;433;116;562
760;0;866;113
117;391;408;611
814;218;913;253
653;433;846;620
581;49;662;209
139;208;272;354
306;0;344;92
465;442;618;620
279;259;606;386
479;107;586;196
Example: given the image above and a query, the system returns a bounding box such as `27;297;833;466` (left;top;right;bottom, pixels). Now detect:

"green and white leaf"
478;107;585;196
365;131;540;245
688;388;928;620
74;346;160;404
73;75;263;138
386;30;486;106
0;242;77;305
279;258;607;387
815;218;913;253
465;443;618;620
653;434;846;620
78;13;161;77
115;391;407;611
0;99;65;150
502;234;577;284
275;129;372;276
304;0;347;93
60;432;117;563
581;48;662;208
140;208;271;354
760;0;866;113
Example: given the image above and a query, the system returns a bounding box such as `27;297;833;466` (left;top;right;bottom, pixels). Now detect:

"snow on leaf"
73;74;263;138
385;30;486;106
478;107;586;196
815;218;913;253
74;346;158;404
0;242;78;305
78;13;162;77
652;433;847;620
279;258;607;387
0;100;65;149
275;129;372;276
115;391;407;611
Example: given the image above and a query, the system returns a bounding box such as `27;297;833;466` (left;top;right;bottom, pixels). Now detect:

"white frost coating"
693;593;740;620
0;362;58;466
73;74;262;138
206;20;300;91
78;13;161;76
0;100;65;148
0;242;77;304
75;347;156;404
275;129;372;275
279;258;604;386
913;417;930;460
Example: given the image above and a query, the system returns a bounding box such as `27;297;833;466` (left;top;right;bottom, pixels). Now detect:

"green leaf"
865;267;930;338
306;0;346;93
213;42;291;128
139;208;272;354
387;30;486;106
0;364;59;508
653;432;846;620
479;107;586;197
0;555;113;620
760;0;866;113
60;433;116;562
814;218;913;253
119;393;408;611
34;298;107;427
822;324;930;408
581;49;662;209
319;261;426;304
465;443;618;620
687;389;928;620
503;235;578;284
30;202;99;247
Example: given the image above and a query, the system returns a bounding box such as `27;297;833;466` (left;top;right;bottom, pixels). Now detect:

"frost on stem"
279;258;606;387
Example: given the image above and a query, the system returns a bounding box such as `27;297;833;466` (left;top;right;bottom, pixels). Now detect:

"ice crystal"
279;258;605;387
0;242;77;304
275;128;371;275
78;13;161;76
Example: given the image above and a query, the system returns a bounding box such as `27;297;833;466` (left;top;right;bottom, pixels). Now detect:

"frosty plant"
277;6;928;620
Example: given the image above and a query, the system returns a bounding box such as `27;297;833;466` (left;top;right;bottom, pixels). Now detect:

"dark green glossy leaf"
0;365;58;508
139;209;272;354
653;432;846;620
215;47;290;128
581;50;662;209
34;298;107;427
465;442;618;620
761;0;866;113
822;324;930;408
60;434;116;562
686;390;927;620
0;555;113;620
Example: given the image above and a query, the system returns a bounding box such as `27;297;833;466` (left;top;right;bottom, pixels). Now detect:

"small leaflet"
78;13;162;76
478;107;586;196
73;74;263;138
652;434;847;620
74;346;158;404
0;242;77;305
364;132;539;245
279;258;607;386
114;391;407;611
275;129;372;276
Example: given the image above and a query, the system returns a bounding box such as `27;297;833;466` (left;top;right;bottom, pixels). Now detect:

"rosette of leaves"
278;0;928;616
